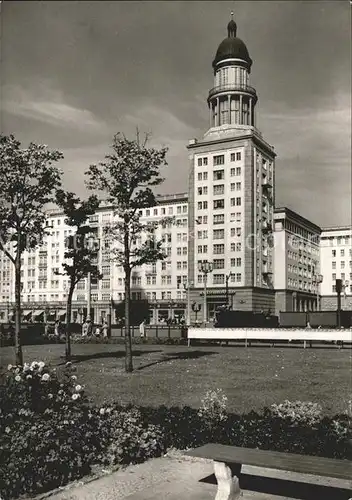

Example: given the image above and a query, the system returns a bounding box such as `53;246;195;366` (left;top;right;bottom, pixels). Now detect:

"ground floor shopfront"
0;300;187;325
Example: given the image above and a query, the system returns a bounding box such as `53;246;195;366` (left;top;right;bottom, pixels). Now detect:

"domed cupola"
207;13;257;129
213;16;252;71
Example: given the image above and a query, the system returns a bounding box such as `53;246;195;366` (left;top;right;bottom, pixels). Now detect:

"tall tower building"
188;14;276;318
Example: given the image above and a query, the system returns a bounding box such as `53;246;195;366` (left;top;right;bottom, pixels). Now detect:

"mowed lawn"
1;343;351;415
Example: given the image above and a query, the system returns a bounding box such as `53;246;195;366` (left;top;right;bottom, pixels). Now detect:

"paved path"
35;452;352;500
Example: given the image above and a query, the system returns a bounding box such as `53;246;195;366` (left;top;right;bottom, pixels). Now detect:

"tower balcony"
262;222;273;234
208;83;257;101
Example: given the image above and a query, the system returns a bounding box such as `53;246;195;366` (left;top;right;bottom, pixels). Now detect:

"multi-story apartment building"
0;250;13;322
187;16;276;318
273;207;321;315
0;193;190;325
320;226;352;310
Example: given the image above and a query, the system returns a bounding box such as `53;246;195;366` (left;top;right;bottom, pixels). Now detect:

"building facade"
187;16;276;319
320;226;352;310
0;194;190;324
273;207;321;315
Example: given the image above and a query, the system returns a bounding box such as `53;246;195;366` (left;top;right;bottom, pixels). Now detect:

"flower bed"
1;366;351;500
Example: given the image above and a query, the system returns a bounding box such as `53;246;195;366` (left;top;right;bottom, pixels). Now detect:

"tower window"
213;199;225;210
213;170;224;180
213;184;224;195
213;229;225;239
213;155;225;166
213;214;225;225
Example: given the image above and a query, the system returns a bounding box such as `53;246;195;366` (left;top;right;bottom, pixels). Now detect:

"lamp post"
312;274;323;311
183;280;194;326
225;272;233;308
86;234;100;321
198;260;213;325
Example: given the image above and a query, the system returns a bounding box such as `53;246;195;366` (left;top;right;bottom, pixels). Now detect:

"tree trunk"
124;223;133;372
14;244;23;366
124;265;133;372
65;283;74;361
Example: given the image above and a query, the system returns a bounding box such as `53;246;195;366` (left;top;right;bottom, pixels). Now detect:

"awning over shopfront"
57;310;66;319
33;310;44;318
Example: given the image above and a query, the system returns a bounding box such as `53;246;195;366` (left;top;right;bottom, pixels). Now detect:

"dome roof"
212;19;252;69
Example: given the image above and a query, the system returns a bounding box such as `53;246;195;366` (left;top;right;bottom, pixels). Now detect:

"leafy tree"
85;132;168;372
55;190;102;361
0;134;63;365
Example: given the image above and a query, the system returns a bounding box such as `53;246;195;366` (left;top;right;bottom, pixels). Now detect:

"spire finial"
227;11;237;38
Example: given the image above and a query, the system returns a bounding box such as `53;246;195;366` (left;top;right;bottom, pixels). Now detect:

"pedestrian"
139;319;146;338
86;318;93;336
102;320;109;338
44;322;50;336
54;320;60;337
81;320;88;337
95;324;101;337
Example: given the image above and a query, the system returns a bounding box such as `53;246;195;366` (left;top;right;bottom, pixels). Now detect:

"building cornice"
274;207;321;234
187;130;275;157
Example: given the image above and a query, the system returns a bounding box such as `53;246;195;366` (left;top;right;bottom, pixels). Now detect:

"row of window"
197;241;242;255
322;235;351;246
198;273;242;284
197;227;243;240
331;249;352;257
285;224;319;242
287;279;315;291
332;285;352;293
331;273;352;281
197;167;241;182
197;258;242;270
331;261;352;269
198;198;242;211
141;205;188;217
197;152;242;167
197;183;242;196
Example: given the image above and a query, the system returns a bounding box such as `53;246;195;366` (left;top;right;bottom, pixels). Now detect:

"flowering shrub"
268;400;323;428
0;361;102;499
198;389;228;428
94;406;164;466
0;363;165;500
330;398;352;445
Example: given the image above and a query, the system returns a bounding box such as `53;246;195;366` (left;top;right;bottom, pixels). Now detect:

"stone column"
228;95;231;124
249;98;253;126
216;97;220;126
239;94;243;125
209;102;213;128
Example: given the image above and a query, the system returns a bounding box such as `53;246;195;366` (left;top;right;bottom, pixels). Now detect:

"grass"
1;343;351;415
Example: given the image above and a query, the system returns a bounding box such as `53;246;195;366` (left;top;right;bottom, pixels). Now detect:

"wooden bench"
186;443;352;500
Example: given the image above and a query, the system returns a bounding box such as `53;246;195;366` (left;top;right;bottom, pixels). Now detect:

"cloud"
2;84;108;132
261;92;351;161
262;93;351;226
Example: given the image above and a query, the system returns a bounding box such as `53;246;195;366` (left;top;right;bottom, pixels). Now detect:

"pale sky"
1;1;351;227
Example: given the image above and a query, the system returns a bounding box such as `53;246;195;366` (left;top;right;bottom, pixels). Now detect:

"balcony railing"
208;83;257;99
262;223;273;234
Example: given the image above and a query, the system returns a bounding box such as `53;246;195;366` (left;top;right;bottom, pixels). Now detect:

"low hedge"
1;364;351;500
1;333;187;347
